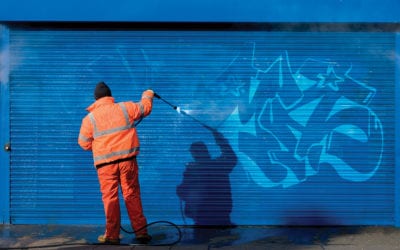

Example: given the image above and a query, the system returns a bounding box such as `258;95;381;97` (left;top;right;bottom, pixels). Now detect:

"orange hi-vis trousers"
97;157;148;239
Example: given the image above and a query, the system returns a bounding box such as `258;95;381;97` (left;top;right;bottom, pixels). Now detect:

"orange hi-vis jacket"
78;90;154;166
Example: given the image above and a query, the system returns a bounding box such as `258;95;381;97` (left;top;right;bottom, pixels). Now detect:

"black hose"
120;220;183;246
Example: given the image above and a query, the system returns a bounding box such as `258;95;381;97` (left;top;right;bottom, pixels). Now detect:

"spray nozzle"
154;93;212;129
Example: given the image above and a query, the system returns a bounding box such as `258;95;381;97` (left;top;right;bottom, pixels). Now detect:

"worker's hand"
143;89;155;98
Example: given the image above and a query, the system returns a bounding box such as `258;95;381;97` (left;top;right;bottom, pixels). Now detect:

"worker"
78;81;154;244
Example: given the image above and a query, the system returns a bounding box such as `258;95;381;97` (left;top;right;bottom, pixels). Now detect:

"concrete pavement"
1;224;400;249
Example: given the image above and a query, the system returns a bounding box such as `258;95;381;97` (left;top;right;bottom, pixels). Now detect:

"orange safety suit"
78;90;154;240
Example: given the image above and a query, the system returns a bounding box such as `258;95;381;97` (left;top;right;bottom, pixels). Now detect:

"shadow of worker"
177;127;238;226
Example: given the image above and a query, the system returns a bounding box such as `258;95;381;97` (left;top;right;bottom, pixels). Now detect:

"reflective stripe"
94;147;140;163
118;102;130;125
79;134;92;142
88;113;97;133
139;102;145;118
95;124;135;137
89;103;135;139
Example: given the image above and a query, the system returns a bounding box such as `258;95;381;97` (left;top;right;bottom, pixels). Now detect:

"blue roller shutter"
9;28;395;225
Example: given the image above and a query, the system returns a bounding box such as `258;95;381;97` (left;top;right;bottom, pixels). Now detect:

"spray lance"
153;92;209;128
154;92;177;110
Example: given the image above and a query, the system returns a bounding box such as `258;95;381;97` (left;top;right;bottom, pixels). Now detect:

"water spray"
154;92;208;128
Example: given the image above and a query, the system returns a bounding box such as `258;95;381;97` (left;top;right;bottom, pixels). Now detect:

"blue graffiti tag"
221;46;384;188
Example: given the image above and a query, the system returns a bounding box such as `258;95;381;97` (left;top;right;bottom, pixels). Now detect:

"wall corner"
0;24;10;224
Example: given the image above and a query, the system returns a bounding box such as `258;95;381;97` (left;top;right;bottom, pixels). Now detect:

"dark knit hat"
94;81;112;100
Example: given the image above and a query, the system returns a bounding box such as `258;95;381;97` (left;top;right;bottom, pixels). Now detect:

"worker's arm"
78;115;93;150
125;90;154;121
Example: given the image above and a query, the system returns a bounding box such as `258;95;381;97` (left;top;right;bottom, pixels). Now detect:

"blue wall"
0;25;10;224
1;0;400;226
5;29;396;225
0;0;400;22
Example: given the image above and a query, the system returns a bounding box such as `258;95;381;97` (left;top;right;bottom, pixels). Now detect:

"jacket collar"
86;96;115;112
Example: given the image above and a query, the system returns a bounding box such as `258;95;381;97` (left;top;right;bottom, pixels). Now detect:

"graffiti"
81;42;384;190
220;45;384;188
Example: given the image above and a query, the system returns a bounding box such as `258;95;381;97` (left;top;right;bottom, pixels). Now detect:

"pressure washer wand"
154;92;177;110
